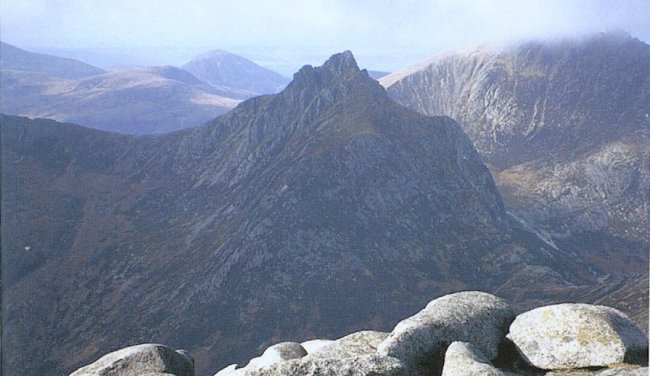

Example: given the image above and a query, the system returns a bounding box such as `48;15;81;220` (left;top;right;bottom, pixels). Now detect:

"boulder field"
69;291;648;376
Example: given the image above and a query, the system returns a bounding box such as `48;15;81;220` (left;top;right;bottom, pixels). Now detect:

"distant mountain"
367;70;390;80
0;41;104;79
1;44;294;134
2;52;604;376
182;49;290;94
381;31;650;281
1;65;242;134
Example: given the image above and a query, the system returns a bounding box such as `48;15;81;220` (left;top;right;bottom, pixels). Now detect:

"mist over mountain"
381;31;649;325
2;51;616;376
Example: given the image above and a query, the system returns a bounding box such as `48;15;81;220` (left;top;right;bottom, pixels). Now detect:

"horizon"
2;0;649;75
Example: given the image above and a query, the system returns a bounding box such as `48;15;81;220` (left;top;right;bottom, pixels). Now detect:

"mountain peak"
291;50;365;88
321;50;359;75
182;48;289;94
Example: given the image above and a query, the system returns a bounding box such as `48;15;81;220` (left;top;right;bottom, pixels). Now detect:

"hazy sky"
2;0;649;73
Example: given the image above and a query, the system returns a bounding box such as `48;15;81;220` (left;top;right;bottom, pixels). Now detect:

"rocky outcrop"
74;293;648;376
69;344;194;376
546;366;649;375
441;341;505;376
508;304;649;369
300;339;335;354
235;355;407;376
377;291;514;373
215;332;392;376
244;342;307;370
309;331;388;358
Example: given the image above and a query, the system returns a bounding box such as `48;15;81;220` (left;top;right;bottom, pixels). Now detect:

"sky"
2;0;649;74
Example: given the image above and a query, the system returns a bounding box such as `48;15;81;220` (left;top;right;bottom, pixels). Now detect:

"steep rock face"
3;52;596;376
382;32;649;169
381;32;649;317
182;49;290;95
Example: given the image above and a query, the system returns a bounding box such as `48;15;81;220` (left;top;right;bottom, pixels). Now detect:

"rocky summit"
69;292;648;376
1;51;608;376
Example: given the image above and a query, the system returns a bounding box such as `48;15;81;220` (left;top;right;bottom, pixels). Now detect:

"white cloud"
2;0;648;71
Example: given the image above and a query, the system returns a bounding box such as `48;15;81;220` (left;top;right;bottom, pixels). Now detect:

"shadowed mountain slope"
2;52;605;376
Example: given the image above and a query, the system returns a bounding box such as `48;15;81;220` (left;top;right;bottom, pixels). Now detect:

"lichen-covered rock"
310;331;388;358
245;342;307;369
509;304;648;369
546;365;649;375
377;291;514;372
441;341;506;376
245;354;408;376
69;343;194;376
301;339;335;354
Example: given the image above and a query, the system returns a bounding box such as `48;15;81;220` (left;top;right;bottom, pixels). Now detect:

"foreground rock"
69;344;194;376
441;341;505;376
310;331;388;358
244;355;407;376
75;293;649;376
509;304;648;369
245;342;307;369
300;339;335;354
546;366;650;375
377;291;515;372
215;332;395;376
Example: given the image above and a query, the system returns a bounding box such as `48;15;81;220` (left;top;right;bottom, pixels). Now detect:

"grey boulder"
377;291;514;372
69;343;194;376
213;342;308;375
245;342;307;370
310;331;389;358
301;339;335;354
441;342;506;376
245;354;408;376
508;303;648;369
